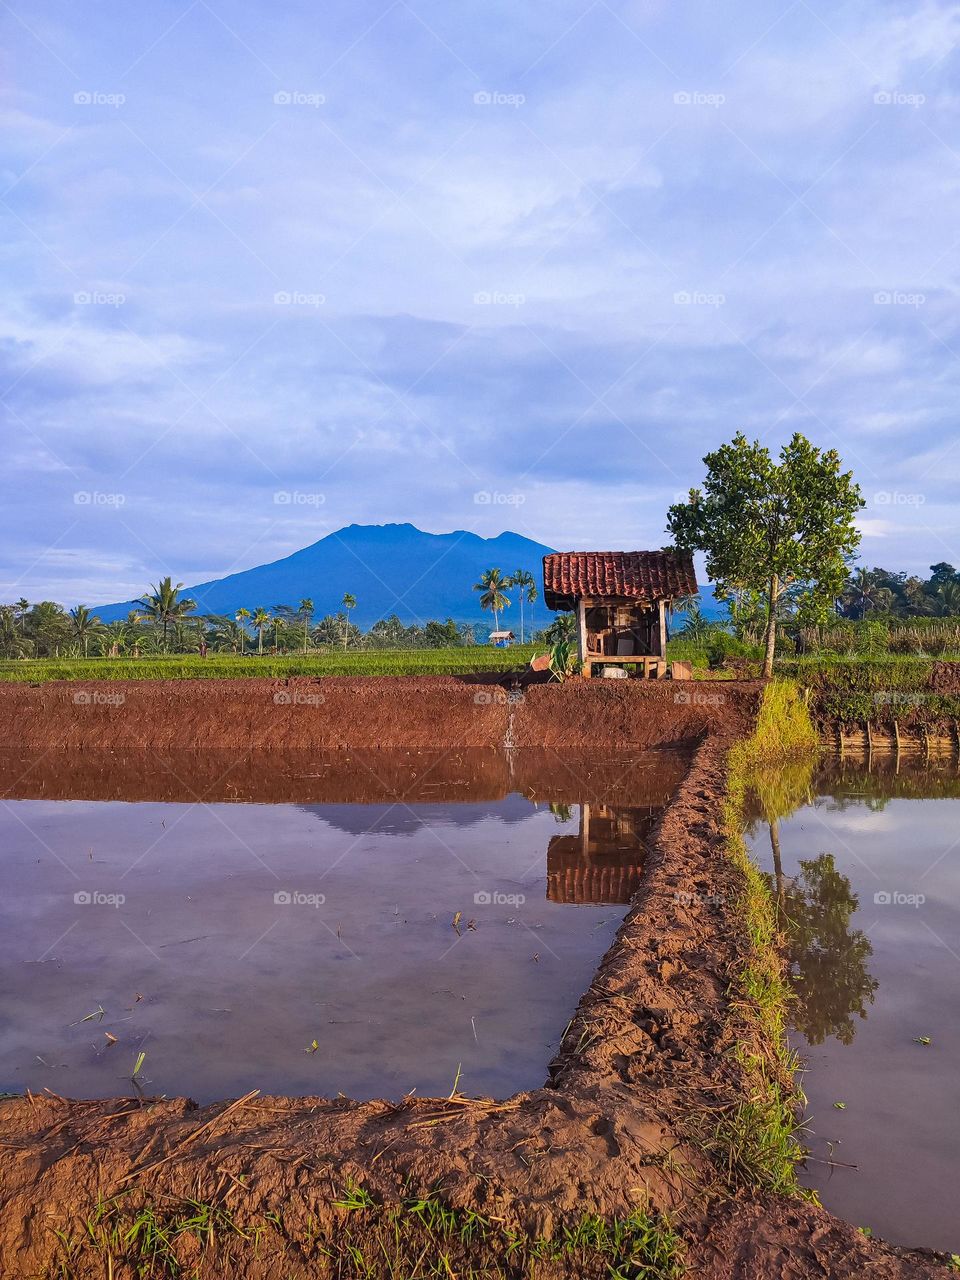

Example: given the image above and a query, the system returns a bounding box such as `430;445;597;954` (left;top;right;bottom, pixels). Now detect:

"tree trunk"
762;572;779;678
769;819;785;913
519;593;524;644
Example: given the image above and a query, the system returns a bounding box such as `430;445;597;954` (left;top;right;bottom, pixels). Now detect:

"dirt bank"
0;712;951;1277
0;675;760;752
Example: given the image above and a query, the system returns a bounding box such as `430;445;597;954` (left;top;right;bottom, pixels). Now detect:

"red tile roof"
542;550;697;610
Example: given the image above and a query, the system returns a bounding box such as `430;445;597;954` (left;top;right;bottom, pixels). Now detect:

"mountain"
94;524;558;629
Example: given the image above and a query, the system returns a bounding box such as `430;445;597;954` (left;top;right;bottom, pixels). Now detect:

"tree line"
0;567;544;659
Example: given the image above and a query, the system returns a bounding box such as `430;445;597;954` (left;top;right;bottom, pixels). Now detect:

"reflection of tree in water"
768;840;878;1046
747;756;878;1046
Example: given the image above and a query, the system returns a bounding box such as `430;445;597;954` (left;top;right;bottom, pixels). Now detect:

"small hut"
542;549;697;678
488;629;515;648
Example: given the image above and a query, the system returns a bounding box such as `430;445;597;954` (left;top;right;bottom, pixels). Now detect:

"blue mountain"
94;524;558;629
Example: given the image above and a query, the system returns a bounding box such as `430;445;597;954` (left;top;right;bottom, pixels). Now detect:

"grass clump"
47;1186;687;1279
685;679;815;1196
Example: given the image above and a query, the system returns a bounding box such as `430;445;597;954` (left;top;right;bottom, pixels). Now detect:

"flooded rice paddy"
0;748;688;1104
746;756;960;1253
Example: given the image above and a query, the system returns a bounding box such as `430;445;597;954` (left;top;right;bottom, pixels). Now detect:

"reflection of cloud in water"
297;793;554;837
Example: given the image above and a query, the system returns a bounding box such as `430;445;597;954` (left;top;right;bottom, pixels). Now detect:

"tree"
341;593;356;650
137;578;197;652
235;608;251;655
667;433;864;677
14;598;29;634
271;614;287;653
69;605;103;658
252;607;271;656
773;853;877;1046
298;598;314;654
474;568;511;634
509;569;536;643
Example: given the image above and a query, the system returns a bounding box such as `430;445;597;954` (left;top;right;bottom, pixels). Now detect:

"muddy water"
0;748;688;1104
746;757;960;1253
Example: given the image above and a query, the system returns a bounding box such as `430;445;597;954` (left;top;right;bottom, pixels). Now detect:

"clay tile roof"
541;550;697;611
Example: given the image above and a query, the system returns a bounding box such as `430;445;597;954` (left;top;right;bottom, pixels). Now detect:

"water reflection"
547;803;658;904
745;754;960;1250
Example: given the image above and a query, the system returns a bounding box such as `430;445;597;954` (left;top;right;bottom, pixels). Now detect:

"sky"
3;0;960;608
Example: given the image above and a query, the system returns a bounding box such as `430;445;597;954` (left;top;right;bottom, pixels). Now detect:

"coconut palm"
137;578;196;651
298;598;314;654
69;605;103;658
272;614;287;653
509;569;536;643
103;620;131;657
14;598;29;634
341;593;356;650
474;568;511;635
235;607;251;655
252;607;271;656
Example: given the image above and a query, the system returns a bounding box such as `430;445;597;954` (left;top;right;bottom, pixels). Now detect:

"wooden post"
576;599;588;670
657;600;667;665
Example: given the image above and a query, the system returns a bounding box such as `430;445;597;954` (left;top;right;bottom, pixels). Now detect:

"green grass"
684;680;815;1197
0;646;540;683
48;1186;686;1279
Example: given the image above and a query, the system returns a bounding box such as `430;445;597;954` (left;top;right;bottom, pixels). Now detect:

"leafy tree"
252;607;271;656
423;618;461;648
667;433;864;677
137;578;197;652
474;568;511;634
772;852;878;1046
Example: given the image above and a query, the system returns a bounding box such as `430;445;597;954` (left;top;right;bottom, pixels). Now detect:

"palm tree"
69;605;103;658
341;593;356;650
298;598;314;654
509;569;536;643
137;578;196;652
103;620;130;657
235;607;251;655
272;614;287;654
474;568;511;636
252;607;271;655
14;598;29;635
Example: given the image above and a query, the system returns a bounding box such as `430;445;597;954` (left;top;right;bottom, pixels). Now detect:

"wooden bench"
582;655;665;679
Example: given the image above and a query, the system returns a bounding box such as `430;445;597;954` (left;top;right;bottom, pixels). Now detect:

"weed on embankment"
47;1184;686;1279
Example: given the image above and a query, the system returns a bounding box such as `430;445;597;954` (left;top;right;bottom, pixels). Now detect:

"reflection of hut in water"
546;803;658;904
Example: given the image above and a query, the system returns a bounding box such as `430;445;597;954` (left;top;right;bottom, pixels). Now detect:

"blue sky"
3;0;960;607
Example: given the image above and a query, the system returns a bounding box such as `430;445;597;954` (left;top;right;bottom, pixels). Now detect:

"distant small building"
488;629;516;647
542;549;697;678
